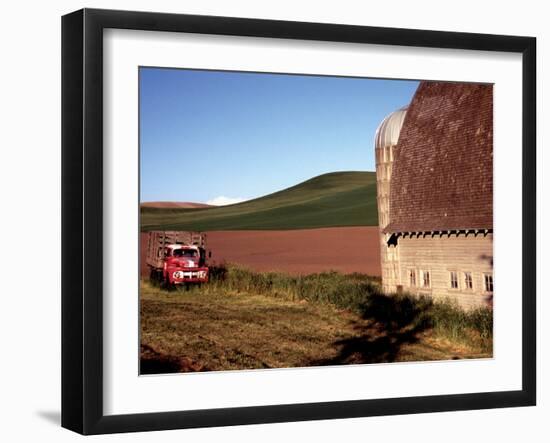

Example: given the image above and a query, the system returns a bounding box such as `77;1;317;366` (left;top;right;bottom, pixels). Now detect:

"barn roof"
384;81;493;233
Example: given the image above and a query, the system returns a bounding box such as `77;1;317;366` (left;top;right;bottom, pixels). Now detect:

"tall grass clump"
429;300;493;350
207;265;380;312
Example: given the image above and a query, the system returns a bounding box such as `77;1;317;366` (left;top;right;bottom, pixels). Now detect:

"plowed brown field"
140;227;381;277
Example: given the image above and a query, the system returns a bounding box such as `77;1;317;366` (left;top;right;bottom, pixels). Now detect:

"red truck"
145;231;210;287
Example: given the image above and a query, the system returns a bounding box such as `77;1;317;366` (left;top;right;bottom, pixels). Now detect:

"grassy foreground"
140;171;378;231
140;267;492;373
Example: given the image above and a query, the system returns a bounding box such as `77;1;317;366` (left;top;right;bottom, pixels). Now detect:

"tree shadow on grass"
312;292;434;366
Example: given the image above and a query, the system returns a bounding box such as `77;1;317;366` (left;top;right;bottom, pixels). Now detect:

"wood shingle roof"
384;81;493;234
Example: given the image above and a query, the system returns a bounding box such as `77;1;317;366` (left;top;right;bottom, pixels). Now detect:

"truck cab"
163;244;209;285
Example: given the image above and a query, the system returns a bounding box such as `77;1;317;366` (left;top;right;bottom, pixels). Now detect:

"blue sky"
140;67;418;204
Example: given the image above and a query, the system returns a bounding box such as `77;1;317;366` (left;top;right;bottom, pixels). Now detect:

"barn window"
450;271;458;289
409;269;416;287
464;272;473;290
422;270;430;288
484;274;494;292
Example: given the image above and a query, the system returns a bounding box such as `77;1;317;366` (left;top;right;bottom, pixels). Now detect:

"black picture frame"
61;8;536;435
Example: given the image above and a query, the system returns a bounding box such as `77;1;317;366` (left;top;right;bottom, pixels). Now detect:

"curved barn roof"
374;106;408;149
385;82;493;233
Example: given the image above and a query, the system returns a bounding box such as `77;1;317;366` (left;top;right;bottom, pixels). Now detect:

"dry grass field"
140;269;492;374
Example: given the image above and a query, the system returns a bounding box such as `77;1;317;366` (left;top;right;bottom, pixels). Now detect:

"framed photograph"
61;8;536;435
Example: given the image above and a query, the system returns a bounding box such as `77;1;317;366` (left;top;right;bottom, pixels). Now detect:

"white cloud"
206;196;247;206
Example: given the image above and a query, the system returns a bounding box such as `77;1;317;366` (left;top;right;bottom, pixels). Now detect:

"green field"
140;171;378;231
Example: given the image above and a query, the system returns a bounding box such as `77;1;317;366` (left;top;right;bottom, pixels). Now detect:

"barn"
375;81;493;309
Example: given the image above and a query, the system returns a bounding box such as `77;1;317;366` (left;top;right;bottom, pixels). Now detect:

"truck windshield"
173;249;197;257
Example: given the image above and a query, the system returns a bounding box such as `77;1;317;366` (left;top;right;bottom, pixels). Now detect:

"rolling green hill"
140;171;378;231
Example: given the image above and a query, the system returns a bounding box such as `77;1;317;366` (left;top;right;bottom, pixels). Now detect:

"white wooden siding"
382;233;493;309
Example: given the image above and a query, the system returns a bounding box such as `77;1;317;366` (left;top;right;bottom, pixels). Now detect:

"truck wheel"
161;275;172;291
149;269;159;286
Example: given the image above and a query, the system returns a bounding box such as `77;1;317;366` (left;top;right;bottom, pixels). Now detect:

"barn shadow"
311;292;433;366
